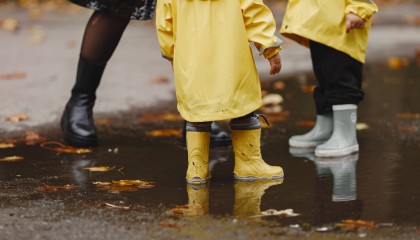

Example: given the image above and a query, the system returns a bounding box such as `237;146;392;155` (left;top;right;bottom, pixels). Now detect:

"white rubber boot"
315;104;359;157
289;113;333;148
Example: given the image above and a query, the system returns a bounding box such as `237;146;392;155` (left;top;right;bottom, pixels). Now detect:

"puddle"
0;61;419;232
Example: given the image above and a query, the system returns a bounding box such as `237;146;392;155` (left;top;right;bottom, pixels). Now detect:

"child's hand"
346;13;366;33
268;53;282;75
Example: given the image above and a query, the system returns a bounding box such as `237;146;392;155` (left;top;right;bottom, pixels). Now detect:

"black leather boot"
61;56;106;147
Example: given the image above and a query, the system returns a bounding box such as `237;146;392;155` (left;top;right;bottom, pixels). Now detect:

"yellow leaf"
40;141;92;154
39;184;79;192
0;143;15;148
387;57;409;70
356;123;369;130
396;113;420;119
146;129;182;137
83;166;115;172
103;203;130;210
0;156;24;162
139;113;182;123
167;204;205;217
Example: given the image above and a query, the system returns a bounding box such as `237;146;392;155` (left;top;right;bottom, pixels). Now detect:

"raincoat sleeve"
155;0;174;61
240;0;283;59
345;0;378;21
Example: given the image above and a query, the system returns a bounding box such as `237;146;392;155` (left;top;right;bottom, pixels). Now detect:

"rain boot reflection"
187;183;210;215
233;180;283;219
315;153;359;202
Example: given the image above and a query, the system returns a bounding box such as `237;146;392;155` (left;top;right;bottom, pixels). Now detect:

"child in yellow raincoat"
156;0;284;184
281;0;378;157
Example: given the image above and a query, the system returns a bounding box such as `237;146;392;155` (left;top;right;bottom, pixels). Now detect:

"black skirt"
69;0;156;20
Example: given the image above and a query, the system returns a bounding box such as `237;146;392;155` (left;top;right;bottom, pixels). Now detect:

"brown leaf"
146;129;182;137
159;220;183;228
397;126;417;133
416;48;420;65
0;71;26;80
103;203;130;210
25;131;47;145
150;75;170;84
112;180;155;188
94;180;155;192
0;156;24;162
39;184;79;192
5;113;29;122
83;166;115;172
337;219;376;231
40;141;92;154
272;81;285;90
95;119;115;125
139;113;182;123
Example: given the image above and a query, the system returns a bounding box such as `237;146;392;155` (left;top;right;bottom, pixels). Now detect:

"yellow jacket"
156;0;282;122
280;0;378;63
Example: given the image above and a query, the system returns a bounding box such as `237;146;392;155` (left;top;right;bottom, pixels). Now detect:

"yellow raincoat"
156;0;282;122
280;0;378;63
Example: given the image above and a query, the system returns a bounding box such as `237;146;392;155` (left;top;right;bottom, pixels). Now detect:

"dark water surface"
1;61;419;231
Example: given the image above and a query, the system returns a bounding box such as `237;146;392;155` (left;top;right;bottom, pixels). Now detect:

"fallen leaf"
150;75;170;84
356;123;369;130
95;119;115;125
40;141;92;154
112;180;155;188
0;156;24;162
295;121;315;127
27;25;45;44
167;204;205;217
387;57;409;70
397;126;417;133
25;131;47;145
0;71;26;80
39;184;79;192
83;166;115;172
146;129;182;137
272;81;285;90
94;180;155;192
92;181;111;186
0;18;19;32
160;220;183;228
416;48;420;65
337;219;375;231
103;203;130;210
262;93;283;106
5;113;29;122
0;143;15;148
139;113;182;123
396;113;420;119
301;85;316;94
251;209;300;218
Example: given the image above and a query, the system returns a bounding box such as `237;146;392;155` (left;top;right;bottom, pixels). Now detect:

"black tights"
80;11;130;64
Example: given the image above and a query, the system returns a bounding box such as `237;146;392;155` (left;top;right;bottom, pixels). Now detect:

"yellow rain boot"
186;131;211;185
187;184;209;215
232;129;284;181
233;180;283;218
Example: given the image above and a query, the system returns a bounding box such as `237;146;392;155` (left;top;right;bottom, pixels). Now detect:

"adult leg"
61;11;130;147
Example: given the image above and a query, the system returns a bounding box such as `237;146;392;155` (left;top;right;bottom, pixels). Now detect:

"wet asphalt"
1;60;419;239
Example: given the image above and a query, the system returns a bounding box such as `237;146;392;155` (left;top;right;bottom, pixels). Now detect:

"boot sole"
289;138;325;148
186;176;210;185
233;173;284;182
315;145;359;158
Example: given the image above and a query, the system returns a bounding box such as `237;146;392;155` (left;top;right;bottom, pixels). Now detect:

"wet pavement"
1;59;420;239
2;1;420;239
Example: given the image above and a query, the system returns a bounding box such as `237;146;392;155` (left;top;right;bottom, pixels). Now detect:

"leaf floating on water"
272;81;285;90
39;184;79;192
167;204;205;217
40;141;92;154
5;113;29;122
252;209;300;218
146;129;182;137
337;219;376;231
0;143;15;148
103;203;130;210
0;156;24;162
356;123;369;130
159;220;183;228
139;113;182;123
94;180;155;192
396;113;420;119
301;85;316;94
83;166;115;172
